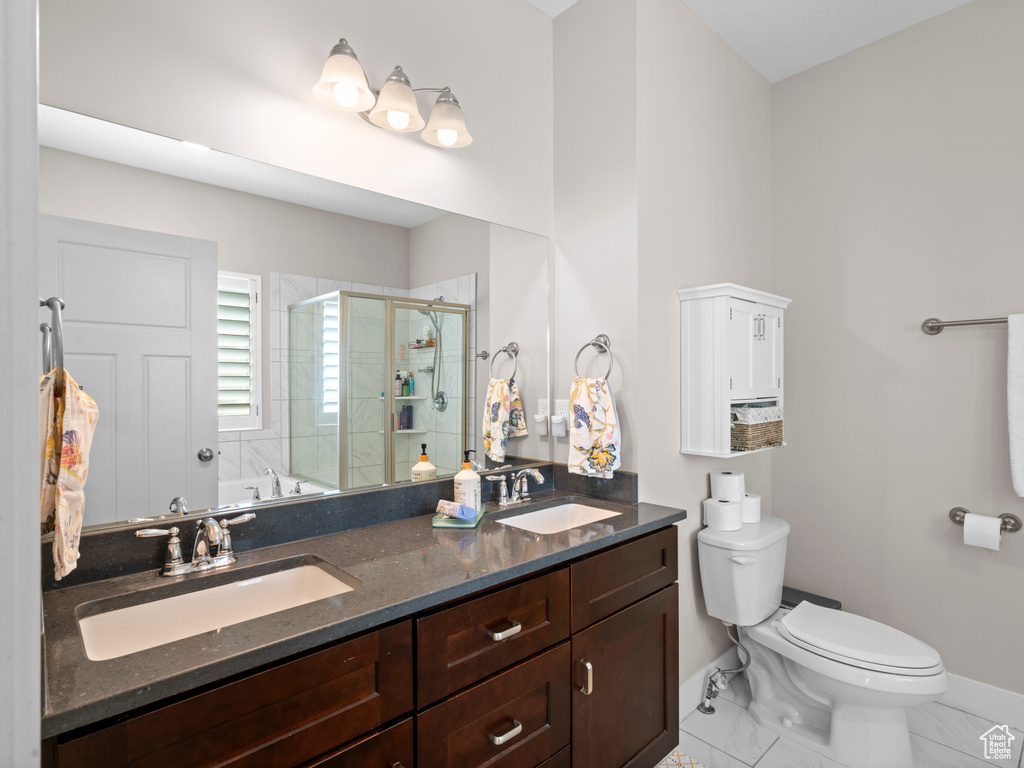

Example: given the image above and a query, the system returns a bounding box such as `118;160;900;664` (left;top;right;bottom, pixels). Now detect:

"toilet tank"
697;517;790;626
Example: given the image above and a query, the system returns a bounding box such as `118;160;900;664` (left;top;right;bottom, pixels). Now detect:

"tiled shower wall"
217;272;477;491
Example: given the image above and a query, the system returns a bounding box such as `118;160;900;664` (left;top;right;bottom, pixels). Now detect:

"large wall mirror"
38;108;552;533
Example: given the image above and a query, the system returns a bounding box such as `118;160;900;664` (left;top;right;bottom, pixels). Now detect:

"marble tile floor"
657;676;1023;768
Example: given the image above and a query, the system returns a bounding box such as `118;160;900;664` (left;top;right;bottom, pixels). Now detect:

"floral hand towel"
482;377;528;462
40;369;99;580
568;377;620;478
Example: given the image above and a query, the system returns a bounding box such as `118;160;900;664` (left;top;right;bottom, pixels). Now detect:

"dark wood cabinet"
571;584;679;768
49;526;680;768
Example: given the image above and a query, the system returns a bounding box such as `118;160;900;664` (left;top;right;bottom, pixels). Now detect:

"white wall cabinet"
678;284;791;458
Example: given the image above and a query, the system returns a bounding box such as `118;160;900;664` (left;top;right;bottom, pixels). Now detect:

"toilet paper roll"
964;513;1002;551
710;470;745;502
703;498;743;531
741;493;761;524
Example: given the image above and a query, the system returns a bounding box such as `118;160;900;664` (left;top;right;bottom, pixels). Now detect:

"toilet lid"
778;602;943;676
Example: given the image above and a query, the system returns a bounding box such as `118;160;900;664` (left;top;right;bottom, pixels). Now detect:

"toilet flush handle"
731;556;757;565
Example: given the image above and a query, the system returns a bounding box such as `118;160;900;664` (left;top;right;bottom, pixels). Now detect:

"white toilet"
697;517;948;768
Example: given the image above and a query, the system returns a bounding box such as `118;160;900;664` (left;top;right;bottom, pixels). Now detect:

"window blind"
218;272;261;430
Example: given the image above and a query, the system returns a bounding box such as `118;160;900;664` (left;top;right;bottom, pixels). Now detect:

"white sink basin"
78;564;354;661
497;503;621;535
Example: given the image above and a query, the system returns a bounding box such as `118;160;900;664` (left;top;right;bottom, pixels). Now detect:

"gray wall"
773;0;1024;693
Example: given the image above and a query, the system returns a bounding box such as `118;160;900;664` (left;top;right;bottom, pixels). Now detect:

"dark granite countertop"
42;491;685;739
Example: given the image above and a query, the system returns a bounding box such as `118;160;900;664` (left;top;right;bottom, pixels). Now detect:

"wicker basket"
730;419;784;451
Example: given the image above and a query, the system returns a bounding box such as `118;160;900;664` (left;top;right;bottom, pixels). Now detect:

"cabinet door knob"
486;620;522;642
488;719;523;745
578;659;594;695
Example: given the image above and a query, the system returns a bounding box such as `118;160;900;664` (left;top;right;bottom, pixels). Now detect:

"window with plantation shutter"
217;272;262;431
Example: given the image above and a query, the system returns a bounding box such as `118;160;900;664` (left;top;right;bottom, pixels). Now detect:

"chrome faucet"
168;496;188;516
191;517;225;570
485;474;511;507
264;467;283;498
136;512;256;576
511;468;544;504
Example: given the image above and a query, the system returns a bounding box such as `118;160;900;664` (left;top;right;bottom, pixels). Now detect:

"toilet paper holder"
949;507;1022;533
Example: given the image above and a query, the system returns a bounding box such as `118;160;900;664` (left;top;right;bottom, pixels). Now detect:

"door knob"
197;447;215;462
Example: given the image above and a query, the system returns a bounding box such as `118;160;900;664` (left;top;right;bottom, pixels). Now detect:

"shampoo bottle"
454;449;482;513
412;443;437;481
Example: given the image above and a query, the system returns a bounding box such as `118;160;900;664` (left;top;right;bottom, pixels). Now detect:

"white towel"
1009;315;1024;497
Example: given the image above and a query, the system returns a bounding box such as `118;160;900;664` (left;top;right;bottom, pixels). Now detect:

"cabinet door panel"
572;585;679;768
56;622;413;768
417;569;570;707
753;304;781;397
305;717;413;768
729;298;756;400
571;528;678;631
417;642;571;768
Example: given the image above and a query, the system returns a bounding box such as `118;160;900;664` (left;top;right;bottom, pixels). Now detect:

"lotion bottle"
412;443;436;481
453;449;482;512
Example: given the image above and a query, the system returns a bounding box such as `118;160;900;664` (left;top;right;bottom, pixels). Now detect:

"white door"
729;298;757;400
38;215;218;525
754;304;782;398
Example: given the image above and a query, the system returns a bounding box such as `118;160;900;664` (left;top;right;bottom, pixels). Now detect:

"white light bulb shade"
422;99;473;148
312;49;376;113
367;77;424;132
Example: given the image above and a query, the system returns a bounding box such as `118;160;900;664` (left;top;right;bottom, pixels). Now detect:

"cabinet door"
753;304;782;398
572;585;679;768
729;298;757;400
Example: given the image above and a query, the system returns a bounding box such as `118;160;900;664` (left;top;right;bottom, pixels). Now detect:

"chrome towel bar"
949;506;1022;533
922;316;1008;335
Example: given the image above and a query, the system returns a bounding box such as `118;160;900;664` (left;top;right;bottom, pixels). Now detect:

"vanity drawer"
55;621;413;768
416;641;571;768
570;527;678;631
304;717;413;768
417;568;570;707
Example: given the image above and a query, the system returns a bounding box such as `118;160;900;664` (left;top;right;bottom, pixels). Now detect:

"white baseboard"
679;646;741;717
941;673;1024;731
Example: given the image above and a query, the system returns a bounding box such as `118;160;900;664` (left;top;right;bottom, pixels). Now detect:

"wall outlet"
552;399;569;437
537;399;549;418
534;399;550;436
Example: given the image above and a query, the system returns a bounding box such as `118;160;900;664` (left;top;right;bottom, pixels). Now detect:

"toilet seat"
778;602;943;676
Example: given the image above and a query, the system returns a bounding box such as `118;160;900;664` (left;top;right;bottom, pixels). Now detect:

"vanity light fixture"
312;38;473;148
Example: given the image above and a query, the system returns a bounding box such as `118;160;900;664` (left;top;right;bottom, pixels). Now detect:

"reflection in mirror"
38;109;550;535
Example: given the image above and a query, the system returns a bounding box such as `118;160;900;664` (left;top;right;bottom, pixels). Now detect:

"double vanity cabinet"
42;496;682;768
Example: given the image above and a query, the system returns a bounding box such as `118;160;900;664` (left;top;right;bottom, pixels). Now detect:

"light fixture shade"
421;89;473;148
312;39;376;113
367;66;425;132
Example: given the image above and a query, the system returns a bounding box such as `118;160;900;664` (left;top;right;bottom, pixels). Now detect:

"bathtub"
218;476;331;507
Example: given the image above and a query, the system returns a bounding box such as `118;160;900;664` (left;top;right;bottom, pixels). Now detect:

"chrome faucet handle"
217;513;255;561
168;496;188;515
243;484;261;501
485;475;510;507
135;526;190;576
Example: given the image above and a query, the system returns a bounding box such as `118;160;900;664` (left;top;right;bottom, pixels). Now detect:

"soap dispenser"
412;443;437;481
454;449;482;512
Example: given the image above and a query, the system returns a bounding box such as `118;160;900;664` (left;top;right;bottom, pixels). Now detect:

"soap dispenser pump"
454;449;482;512
412;443;437;481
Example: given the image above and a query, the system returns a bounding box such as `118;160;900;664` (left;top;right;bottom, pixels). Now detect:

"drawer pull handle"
486;620;522;641
391;763;406;768
579;659;594;695
488;719;523;746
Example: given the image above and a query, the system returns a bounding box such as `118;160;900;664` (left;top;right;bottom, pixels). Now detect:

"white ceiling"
524;0;977;83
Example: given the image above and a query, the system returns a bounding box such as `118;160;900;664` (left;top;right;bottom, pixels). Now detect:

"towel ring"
490;341;519;379
574;334;613;379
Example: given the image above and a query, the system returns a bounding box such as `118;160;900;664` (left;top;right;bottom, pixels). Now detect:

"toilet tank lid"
697;517;790;550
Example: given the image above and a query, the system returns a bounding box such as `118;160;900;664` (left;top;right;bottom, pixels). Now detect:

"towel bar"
490;341;519;379
948;507;1022;533
922;316;1008;335
573;334;613;379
